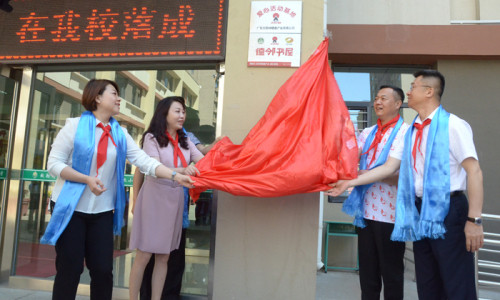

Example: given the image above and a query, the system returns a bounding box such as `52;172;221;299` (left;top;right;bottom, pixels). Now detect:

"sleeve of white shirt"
47;118;78;177
124;128;162;177
449;115;478;163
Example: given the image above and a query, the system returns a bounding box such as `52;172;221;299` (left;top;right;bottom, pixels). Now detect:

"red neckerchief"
96;123;116;176
166;131;188;168
412;118;432;172
361;115;400;167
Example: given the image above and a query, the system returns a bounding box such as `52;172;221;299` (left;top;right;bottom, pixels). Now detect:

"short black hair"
413;70;445;99
379;85;404;103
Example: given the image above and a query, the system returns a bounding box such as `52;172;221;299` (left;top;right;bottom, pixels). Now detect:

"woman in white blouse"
41;79;193;300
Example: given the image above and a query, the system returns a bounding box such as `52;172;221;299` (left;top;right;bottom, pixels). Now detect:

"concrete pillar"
212;1;324;299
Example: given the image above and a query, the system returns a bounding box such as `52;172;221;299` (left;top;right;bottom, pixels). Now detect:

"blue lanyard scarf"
342;116;404;227
41;111;127;245
391;105;450;241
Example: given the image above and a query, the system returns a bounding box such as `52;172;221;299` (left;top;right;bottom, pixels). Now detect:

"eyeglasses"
409;84;431;91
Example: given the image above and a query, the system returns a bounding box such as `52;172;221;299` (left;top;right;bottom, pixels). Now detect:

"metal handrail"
480;248;500;254
482;214;500;220
476;213;500;297
485;232;500;238
478;261;500;270
483;239;500;246
479;280;500;287
478;271;500;278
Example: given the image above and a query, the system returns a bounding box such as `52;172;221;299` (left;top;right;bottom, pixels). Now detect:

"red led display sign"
0;0;226;63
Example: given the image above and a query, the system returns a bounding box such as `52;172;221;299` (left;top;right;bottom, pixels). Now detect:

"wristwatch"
467;216;482;225
171;171;177;181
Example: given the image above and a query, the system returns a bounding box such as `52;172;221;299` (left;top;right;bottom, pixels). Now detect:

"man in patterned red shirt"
344;85;409;300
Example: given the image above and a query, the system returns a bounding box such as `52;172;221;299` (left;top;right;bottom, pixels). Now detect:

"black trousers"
140;228;187;300
357;219;405;300
53;210;114;300
413;192;476;300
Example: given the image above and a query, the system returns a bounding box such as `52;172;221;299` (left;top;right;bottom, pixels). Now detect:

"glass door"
13;69;218;298
15;78;84;278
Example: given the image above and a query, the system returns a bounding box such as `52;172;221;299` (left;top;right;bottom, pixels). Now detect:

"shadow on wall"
184;107;215;144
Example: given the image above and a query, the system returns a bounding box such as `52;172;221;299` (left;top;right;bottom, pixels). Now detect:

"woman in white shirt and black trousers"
41;79;194;300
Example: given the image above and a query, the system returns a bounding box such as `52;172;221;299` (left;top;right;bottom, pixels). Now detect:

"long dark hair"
140;96;188;149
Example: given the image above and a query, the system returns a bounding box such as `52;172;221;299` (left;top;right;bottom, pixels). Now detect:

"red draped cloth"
190;38;358;201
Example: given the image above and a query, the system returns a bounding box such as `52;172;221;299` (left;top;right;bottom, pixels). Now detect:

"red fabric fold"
190;38;358;201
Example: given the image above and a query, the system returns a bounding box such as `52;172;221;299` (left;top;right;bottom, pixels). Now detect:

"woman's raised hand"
175;173;195;188
183;165;200;176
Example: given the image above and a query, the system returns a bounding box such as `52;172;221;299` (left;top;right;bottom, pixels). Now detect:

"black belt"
450;191;464;197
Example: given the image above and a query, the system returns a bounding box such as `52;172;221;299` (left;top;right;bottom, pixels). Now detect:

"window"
182;87;196;107
79;71;96;79
115;74;143;107
156;71;179;92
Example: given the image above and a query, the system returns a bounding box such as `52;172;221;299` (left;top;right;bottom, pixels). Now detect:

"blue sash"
41;111;127;245
391;106;450;241
342;116;404;227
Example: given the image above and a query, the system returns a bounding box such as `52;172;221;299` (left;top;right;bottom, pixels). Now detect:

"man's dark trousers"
414;192;477;300
357;219;405;300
